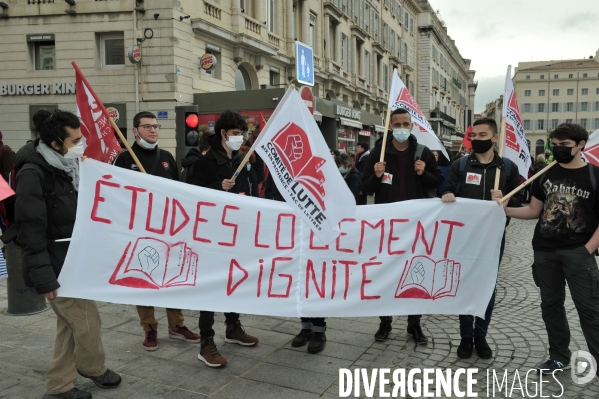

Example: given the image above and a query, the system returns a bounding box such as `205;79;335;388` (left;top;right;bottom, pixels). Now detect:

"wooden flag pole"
493;118;506;190
230;84;296;181
379;106;392;162
109;118;146;174
499;160;557;203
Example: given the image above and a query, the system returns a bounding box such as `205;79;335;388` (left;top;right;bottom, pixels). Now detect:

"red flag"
259;112;268;133
462;126;472;151
73;62;122;163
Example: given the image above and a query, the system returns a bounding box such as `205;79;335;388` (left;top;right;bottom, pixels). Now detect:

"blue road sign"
295;41;314;87
157;111;168;119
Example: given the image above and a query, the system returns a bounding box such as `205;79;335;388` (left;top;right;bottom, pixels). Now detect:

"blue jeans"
459;234;505;338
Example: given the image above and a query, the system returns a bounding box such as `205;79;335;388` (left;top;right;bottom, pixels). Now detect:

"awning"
374;124;386;133
313;110;322;123
339;117;363;129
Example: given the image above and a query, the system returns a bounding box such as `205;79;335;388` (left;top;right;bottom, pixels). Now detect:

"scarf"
359;150;370;162
36;141;80;190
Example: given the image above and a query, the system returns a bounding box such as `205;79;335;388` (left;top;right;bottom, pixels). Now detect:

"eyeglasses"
139;124;161;131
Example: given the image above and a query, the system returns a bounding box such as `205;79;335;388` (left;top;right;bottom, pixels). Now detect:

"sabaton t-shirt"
531;163;599;251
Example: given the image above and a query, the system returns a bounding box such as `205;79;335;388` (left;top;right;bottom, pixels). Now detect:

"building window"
266;0;275;32
537;103;545;112
523;120;531;130
581;102;588;111
204;49;222;79
554;74;558;79
526;75;530;80
540;75;544;80
539;90;545;96
537;120;545;130
32;40;56;71
551;103;559;112
568;74;573;78
594;101;599;111
383;64;389;92
404;11;409;26
524;90;531;97
99;33;125;69
594;118;599;129
582;88;588;95
580;119;587;129
550;119;558;130
269;69;280;86
523;103;531;113
566;102;574;112
583;73;587;78
566;119;573;123
309;13;316;49
341;33;346;67
364;50;369;81
552;89;559;96
235;64;253;90
567;89;574;95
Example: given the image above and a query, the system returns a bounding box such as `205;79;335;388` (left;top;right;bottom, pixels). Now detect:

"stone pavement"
0;219;597;399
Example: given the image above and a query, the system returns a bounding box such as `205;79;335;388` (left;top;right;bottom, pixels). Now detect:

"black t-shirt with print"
531;163;599;251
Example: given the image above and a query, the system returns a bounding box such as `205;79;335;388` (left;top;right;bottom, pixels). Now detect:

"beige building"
0;0;473;158
514;50;599;158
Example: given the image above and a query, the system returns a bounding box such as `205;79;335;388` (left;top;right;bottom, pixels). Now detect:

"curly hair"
33;109;80;150
215;110;248;136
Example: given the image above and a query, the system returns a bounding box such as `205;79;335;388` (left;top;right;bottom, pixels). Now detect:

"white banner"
252;88;356;245
582;129;599;166
501;66;532;178
58;160;506;319
388;69;450;160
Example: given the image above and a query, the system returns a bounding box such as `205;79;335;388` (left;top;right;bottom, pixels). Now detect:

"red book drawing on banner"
395;256;461;299
109;238;198;289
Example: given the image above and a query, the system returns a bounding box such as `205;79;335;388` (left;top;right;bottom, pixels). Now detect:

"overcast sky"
427;0;598;113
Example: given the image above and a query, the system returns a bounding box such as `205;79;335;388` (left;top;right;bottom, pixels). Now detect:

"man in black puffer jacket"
361;108;444;346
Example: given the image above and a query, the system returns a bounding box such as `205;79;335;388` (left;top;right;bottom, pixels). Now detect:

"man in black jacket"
113;111;201;352
355;142;370;205
441;117;523;360
362;108;444;345
185;110;259;368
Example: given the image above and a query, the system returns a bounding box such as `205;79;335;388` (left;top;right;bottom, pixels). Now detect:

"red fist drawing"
283;134;304;162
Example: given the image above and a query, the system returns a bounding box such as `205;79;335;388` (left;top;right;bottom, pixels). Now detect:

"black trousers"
198;311;239;338
380;315;421;325
533;247;599;364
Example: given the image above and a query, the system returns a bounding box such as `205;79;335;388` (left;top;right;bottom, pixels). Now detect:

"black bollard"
4;242;48;315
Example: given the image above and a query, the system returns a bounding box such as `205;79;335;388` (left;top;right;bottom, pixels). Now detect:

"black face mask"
553;145;578;164
471;138;494;154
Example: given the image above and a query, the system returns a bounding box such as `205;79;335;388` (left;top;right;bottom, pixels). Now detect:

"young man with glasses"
503;123;599;373
184;110;259;368
442;117;522;360
113;111;201;351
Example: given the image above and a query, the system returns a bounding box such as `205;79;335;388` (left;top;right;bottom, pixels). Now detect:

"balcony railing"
204;0;222;20
267;32;280;48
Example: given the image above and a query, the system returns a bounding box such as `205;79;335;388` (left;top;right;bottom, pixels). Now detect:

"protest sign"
59;160;505;318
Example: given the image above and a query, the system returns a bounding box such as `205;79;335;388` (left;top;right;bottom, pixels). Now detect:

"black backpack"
413;143;437;199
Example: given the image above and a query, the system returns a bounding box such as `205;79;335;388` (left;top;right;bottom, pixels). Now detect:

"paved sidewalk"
1;219;597;398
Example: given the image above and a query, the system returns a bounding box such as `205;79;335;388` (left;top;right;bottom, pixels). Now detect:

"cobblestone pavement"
1;219;597;398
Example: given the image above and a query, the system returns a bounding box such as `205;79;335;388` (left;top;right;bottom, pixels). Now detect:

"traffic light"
175;105;200;168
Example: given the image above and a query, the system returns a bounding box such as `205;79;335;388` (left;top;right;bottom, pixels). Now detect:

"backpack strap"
454;155;470;194
589;163;596;193
500;157;512;189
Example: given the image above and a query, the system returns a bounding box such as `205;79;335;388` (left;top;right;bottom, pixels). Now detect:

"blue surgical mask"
392;128;411;143
246;164;251;171
339;166;347;174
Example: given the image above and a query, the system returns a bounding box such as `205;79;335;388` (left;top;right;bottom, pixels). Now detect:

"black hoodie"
11;140;78;294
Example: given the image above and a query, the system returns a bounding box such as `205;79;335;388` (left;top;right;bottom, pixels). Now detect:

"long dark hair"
33;109;80;151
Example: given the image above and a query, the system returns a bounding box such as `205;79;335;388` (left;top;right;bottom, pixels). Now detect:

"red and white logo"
396;88;423;115
508;91;523;126
583;142;599;166
162;161;170;171
272;122;327;210
466;172;481;185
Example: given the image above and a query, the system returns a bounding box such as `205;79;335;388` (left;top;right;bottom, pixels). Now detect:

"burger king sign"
200;53;218;72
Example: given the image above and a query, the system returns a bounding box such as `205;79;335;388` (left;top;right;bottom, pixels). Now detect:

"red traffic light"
185;113;199;129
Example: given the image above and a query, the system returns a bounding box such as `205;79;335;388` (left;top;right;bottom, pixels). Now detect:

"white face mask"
225;135;244;151
392;128;411;143
64;141;84;160
137;134;158;150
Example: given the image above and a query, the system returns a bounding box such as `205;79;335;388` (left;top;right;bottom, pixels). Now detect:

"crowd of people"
7;107;599;398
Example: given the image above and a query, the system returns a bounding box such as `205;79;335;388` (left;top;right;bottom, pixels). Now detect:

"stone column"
324;13;330;60
302;0;310;45
351;35;357;74
286;0;295;54
334;23;341;64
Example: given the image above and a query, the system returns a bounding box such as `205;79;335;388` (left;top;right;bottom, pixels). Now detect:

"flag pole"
499;161;556;203
379;106;392;162
72;62;146;173
231;84;296;181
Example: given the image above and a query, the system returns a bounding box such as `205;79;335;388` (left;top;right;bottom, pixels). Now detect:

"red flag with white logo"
72;62;122;163
582;129;599;166
462;126;472;151
250;87;356;244
501;65;532;178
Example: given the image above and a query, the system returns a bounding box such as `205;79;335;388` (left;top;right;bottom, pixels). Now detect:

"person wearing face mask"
502;123;599;374
11;109;121;399
361;108;444;345
185;110;259;368
441;117;522;361
336;154;361;203
113;111;201;351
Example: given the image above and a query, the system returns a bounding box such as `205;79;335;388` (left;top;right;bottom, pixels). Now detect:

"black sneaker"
474;336;492;359
77;368;121;389
374;322;392;342
407;324;428;345
43;388;91;399
292;329;314;347
457;338;473;359
307;332;326;353
537;359;570;373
